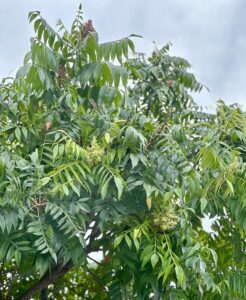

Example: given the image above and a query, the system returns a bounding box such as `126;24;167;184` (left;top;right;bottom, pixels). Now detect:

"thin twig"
87;255;103;267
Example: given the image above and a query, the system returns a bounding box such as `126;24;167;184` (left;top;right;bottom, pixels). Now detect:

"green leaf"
53;144;59;159
34;177;51;192
151;253;159;268
86;33;98;62
209;248;218;266
40;177;50;186
101;180;109;199
114;235;124;248
174;188;183;199
130;153;139;168
114;176;123;199
62;184;69;196
162;263;174;284
125;235;132;249
133;238;140;251
175;265;185;285
15;127;21;141
79;235;86;247
128;39;135;53
200;197;208;213
14;250;21;265
0;215;5;232
22;127;28;139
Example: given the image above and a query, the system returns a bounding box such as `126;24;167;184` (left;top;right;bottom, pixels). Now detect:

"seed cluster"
85;137;104;167
57;64;67;80
153;206;180;232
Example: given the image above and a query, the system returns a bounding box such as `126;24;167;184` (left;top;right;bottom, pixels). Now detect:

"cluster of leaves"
0;4;246;299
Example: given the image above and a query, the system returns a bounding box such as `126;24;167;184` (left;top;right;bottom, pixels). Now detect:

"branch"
86;218;100;250
146;123;167;148
18;219;100;300
17;261;73;300
87;255;103;267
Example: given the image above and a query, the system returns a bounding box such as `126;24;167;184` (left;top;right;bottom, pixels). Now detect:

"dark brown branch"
18;219;100;300
146;123;166;148
86;219;99;247
17;261;73;300
87;255;103;266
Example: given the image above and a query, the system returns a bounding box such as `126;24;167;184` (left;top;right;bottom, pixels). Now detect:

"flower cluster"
81;19;95;39
153;206;180;232
57;64;67;80
85;137;104;167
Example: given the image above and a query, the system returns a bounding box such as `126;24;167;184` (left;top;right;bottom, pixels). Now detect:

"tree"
0;4;246;299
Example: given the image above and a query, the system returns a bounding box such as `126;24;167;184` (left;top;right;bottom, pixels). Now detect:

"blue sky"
0;0;245;109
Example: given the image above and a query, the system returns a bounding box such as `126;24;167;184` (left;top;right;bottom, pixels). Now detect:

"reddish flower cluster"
57;64;67;80
166;80;173;87
45;121;52;131
81;19;95;38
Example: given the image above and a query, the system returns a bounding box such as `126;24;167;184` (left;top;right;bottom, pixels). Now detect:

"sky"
0;0;245;110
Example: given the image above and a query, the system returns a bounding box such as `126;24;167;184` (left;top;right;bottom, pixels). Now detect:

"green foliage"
0;4;246;299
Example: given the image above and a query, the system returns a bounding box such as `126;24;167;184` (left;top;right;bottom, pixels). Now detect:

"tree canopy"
0;5;246;300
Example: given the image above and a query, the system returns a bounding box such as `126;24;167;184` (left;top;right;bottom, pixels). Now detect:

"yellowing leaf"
133;228;140;239
146;197;152;210
114;235;123;248
105;132;111;144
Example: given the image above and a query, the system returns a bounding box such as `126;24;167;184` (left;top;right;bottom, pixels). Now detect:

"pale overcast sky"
0;0;245;110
